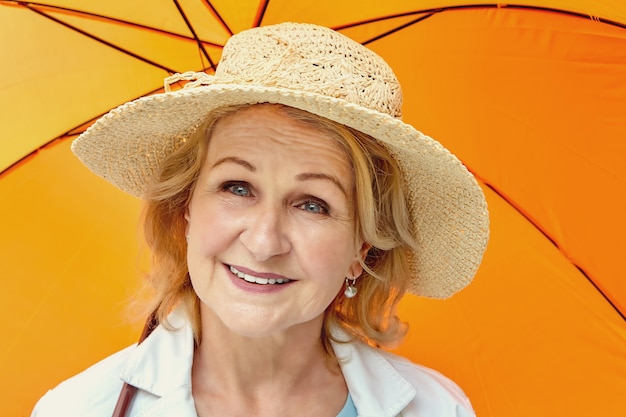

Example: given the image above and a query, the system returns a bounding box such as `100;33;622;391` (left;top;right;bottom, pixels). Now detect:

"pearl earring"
344;278;357;298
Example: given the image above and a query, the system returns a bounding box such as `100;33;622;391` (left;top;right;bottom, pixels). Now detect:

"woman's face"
185;105;366;338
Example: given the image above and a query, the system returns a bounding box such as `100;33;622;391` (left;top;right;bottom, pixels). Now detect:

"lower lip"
224;264;293;294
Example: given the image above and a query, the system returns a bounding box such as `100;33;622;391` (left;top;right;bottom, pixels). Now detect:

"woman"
33;22;489;417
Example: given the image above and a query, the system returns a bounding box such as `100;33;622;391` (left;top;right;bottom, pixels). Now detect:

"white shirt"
32;309;474;417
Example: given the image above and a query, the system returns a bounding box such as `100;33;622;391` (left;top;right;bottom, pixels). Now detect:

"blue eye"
226;183;250;197
300;200;328;214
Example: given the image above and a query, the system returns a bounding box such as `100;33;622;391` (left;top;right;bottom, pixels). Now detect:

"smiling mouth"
229;265;291;285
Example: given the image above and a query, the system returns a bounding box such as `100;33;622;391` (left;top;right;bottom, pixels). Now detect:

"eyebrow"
211;156;256;171
212;156;348;197
296;172;348;197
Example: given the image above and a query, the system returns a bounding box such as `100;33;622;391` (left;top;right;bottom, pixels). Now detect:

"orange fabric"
2;1;626;171
395;184;626;416
0;139;145;414
368;7;626;315
1;2;625;416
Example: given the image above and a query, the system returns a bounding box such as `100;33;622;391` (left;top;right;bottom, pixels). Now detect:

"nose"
239;205;291;261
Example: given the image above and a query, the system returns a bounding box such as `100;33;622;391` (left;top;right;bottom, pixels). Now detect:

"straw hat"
72;22;489;299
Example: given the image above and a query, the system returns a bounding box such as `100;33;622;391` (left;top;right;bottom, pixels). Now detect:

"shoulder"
31;344;135;417
377;348;475;416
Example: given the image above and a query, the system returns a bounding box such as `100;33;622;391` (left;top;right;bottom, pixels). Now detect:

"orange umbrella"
1;2;625;416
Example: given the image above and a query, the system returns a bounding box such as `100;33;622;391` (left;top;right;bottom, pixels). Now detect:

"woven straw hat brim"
72;82;489;299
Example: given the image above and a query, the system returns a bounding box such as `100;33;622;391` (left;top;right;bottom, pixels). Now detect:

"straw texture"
72;22;489;298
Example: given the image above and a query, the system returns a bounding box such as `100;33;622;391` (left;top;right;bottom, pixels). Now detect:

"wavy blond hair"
142;104;417;353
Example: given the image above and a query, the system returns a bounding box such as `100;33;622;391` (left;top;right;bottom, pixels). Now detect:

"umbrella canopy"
1;2;625;416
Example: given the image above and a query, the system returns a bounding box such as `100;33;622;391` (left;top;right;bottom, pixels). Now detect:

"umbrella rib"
482;182;626;322
2;1;223;47
333;10;435;31
361;12;439;46
0;81;168;179
172;0;217;71
202;0;233;36
253;0;270;27
23;4;177;74
333;4;626;31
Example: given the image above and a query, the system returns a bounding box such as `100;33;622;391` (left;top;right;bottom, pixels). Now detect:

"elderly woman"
33;23;488;417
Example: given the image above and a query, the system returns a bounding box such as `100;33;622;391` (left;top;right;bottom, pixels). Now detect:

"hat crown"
215;22;403;118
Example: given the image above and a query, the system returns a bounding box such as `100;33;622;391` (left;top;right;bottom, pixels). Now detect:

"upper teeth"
229;266;290;285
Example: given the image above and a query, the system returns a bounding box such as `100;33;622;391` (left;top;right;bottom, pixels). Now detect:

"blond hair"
142;104;416;351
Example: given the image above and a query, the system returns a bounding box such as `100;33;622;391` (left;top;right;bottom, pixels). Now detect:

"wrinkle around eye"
222;181;253;197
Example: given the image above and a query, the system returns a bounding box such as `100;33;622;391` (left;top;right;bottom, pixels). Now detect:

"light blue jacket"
33;309;474;417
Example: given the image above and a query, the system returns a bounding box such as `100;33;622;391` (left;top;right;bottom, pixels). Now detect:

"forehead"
203;105;356;198
208;105;351;159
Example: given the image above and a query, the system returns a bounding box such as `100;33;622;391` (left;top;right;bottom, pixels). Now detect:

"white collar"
120;308;194;397
332;331;417;417
120;311;416;416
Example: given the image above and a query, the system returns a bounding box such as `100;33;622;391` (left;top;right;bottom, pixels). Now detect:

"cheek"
185;212;232;281
187;229;230;269
300;230;357;280
186;236;223;305
187;199;240;246
187;257;216;291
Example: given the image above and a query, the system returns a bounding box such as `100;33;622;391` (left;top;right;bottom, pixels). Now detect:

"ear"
348;241;371;279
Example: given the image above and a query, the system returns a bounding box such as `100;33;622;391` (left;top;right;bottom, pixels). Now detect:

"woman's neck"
191;304;347;417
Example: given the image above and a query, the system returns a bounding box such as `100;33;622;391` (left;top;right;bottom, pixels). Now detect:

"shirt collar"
331;332;417;417
120;311;416;416
120;308;195;397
